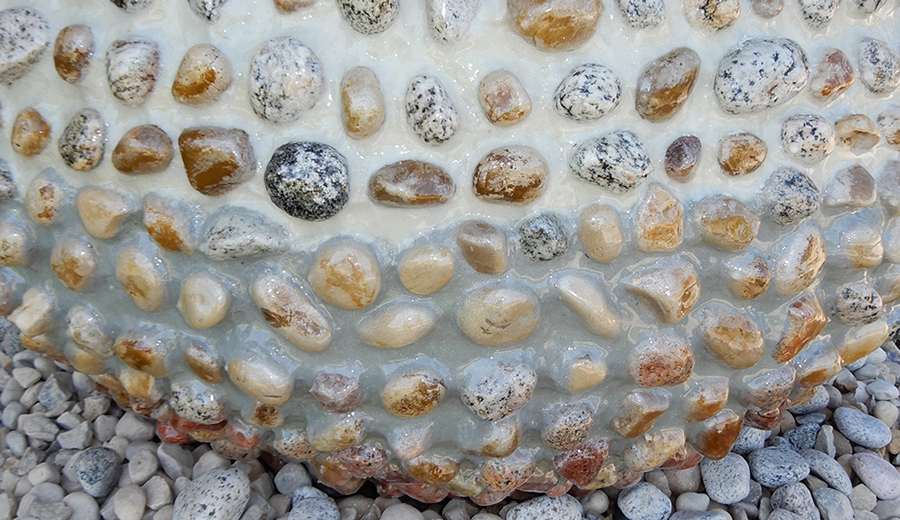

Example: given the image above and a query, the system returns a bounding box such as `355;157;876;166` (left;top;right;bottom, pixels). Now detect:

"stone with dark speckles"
109;0;156;11
427;0;478;43
833;283;882;326
781;114;834;164
188;0;228;21
616;0;665;28
405;75;459;145
758;166;821;226
799;0;837;28
518;214;568;261
553;63;621;122
199;208;288;260
747;447;809;488
337;0;399;34
618;482;672;520
462;361;536;421
833;407;892;448
58;109;106;172
172;468;250;520
0;8;50;86
106;38;160;107
0;161;16;204
250;38;324;123
73;447;122;498
714;38;809;114
264;142;350;221
570;130;651;194
857;38;900;95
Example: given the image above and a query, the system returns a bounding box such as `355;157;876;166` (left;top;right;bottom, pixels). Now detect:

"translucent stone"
50;234;97;291
397;245;453;295
634;184;684;253
178;271;231;330
53;24;93;83
717;132;767;176
629;331;694;387
692;196;759;251
308;241;381;310
473;146;547;204
699;304;764;369
456;220;507;275
250;270;332;352
682;378;729;422
368;160;454;206
612;389;670;439
635;47;700;122
358;299;440;348
775;291;828;363
76;186;134;240
508;0;602;51
115;246;166;312
772;224;826;296
340;66;385;140
458;282;539;346
172;44;231;106
556;273;621;338
624;257;700;323
112;125;174;175
382;368;446;418
578;204;623;263
478;70;531;126
809;48;855;101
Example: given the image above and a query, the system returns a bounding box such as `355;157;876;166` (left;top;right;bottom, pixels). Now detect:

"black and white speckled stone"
800;449;853;495
748;447;810;488
781;114;834;164
569;130;651;194
109;0;156;12
833;283;882;326
683;0;740;31
264;142;350;221
73;447;122;498
758;166;821;226
188;0;228;21
770;483;818;520
199;208;288;260
798;0;837;28
169;380;227;425
106;38;160;107
853;0;887;13
857;38;900;95
700;453;751;504
618;482;672;520
58;109;106;172
506;495;584;520
249;38;324;123
0;8;50;86
833;406;892;448
172;468;250;520
553;63;621;122
0;160;16;204
337;0;399;34
288;494;340;520
427;0;478;43
616;0;665;29
461;361;537;421
517;213;568;261
714;38;809;114
405;75;459;145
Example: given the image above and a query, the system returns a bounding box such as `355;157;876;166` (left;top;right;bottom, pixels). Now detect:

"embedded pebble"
570;130;651;193
199;208;288;260
106;38;159;106
556;273;621;338
635;184;683;253
692;196;759;251
629;330;693;387
553;63;621;122
172;469;250;520
368;160;454;206
835;114;880;151
250;270;332;352
76;186;134;240
616;0;665;28
850;452;900;500
73;447;122;498
11;108;50;157
0;160;16;204
635;48;700;122
508;0;602;52
714;38;809;114
310;372;361;413
799;0;837;28
478;70;531;126
699;304;764;369
517;213;568;261
541;403;594;450
337;0;398;34
0;220;32;267
781;114;834;164
50;235;98;292
700;453;750;505
405;75;459;145
143;194;195;254
0;8;50;85
228;355;293;405
381;368;446;418
624;256;699;323
265;142;350;221
250;38;324;123
776;292;827;364
53;26;93;83
58;109;105;172
473;146;547;204
682;378;729;422
183;341;224;384
759;167;821;226
684;0;740;30
458;283;539;346
112;125;173;175
172;44;232;105
665;135;701;182
833;283;882;325
717;132;766;176
179;127;255;196
308;241;381;310
852;0;886;12
506;495;583;520
618;482;672;520
109;0;156;11
357;299;439;348
858;38;900;94
66;303;114;357
341;67;385;140
578;204;623;263
188;0;228;20
877;106;900;147
825;165;876;207
397;244;454;295
169;380;226;425
461;361;536;421
456;220;507;275
427;0;478;43
833;407;892;448
809;48;855;101
799;449;852;495
748;447;810;488
274;0;315;12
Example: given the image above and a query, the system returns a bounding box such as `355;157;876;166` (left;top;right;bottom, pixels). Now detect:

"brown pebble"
635;47;701;122
112;125;174;175
50;235;98;292
664;135;701;182
718;132;766;176
142;194;195;254
341;66;385;140
308;241;381;310
508;0;603;51
184;342;224;385
691;196;759;251
53;24;93;84
455;220;507;275
634;183;683;253
114;328;171;378
172;44;232;106
473;146;547;204
835;114;881;151
179;127;255;196
25;170;67;227
368;160;455;206
115;246;166;312
699;305;764;369
682;378;729;422
809;49;855;101
774;291;828;363
629;331;694;387
11;108;50;157
275;0;315;12
478;70;532;126
612;389;670;439
725;251;770;300
691;410;742;460
578;204;623;263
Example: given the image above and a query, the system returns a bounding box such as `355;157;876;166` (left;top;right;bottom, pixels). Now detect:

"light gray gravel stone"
748;447;810;488
733;426;769;455
834;407;892;448
0;492;13;520
866;380;899;400
873;400;899;427
143;475;173;511
669;512;730;520
676;492;710;512
62;492;98;520
127;449;158;486
665;466;701;494
193;451;229;479
289;497;340;520
800;449;852;495
618;482;672;520
815;425;836;458
57;421;92;450
771;483;817;520
114;484;146;520
850;484;877;511
505;495;582;520
850;451;900;500
579;490;609;516
274;463;311;497
249;38;324;123
0;7;50;85
173;469;250;520
812;487;852;520
13;367;41;388
157;444;193;481
115;413;154;442
701;453;751;504
789;387;829;415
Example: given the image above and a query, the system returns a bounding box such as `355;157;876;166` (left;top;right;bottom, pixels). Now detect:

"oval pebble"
616;0;664;28
799;0;837;28
405;75;459;145
771;483;817;520
58;109;105;172
517;213;568;261
427;0;478;43
781;114;834;164
265;142;350;221
714;38;809;114
700;453;751;504
799;449;852;495
106;38;159;106
747;447;810;488
172;468;250;520
618;482;672;520
337;0;398;34
850;452;900;500
858;38;899;94
759;166;821;226
250;38;324;123
553;63;621;122
172;44;231;106
73;447;122;498
570;130;651;194
506;495;583;520
0;7;50;85
461;361;536;421
199;208;288;260
833;407;892;448
458;283;539;346
188;0;228;21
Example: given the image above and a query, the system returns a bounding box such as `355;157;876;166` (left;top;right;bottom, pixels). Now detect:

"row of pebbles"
1;332;900;519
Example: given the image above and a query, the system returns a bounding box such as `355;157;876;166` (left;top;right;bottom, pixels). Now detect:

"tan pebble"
809;49;855;101
508;0;602;51
0;220;32;267
178;270;231;329
76;186;134;239
742;365;795;411
473;146;547;204
19;334;60;360
406;454;459;485
458;283;539;346
718;132;766;176
310;371;361;414
368;160;455;206
172;44;231;105
389;423;433;461
65;343;104;375
11;108;50;157
456;220;507;274
112;125;174;174
481;419;521;457
341;66;385;139
274;428;317;461
8;287;54;337
691;409;742;460
397;244;453;295
837;319;888;365
635;47;701;122
629;331;694;387
541;403;593;451
308;241;381;310
578;204;623;263
635;183;683;253
611;389;670;439
309;416;365;452
66;304;114;358
684;0;740;30
833;216;883;270
774;291;828;363
567;353;607;392
725;251;770;300
682;377;729;422
835;114;880;151
692;196;759;251
25;170;67;227
142;194;195;254
877;106;900;147
750;0;782;17
825;165;876;207
358;299;440;348
179;127;255;196
624;428;686;472
118;367;163;403
50;235;97;291
250;402;284;429
772;223;826;296
228;356;293;406
114;328;171;378
665;135;701;182
58;109;105;172
624;257;699;323
699;304;764;369
555;273;620;338
792;342;842;388
184;341;225;385
115;246;166;312
275;0;315;12
250;270;333;352
478;70;532;126
53;24;93;83
382;368;446;418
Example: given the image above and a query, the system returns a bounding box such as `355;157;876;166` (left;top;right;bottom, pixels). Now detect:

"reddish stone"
661;444;703;469
743;404;785;430
226;419;261;450
553;439;609;487
336;443;389;479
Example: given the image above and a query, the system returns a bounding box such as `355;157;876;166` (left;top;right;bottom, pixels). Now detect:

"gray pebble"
427;0;478;43
798;0;837;28
506;495;583;520
274;463;311;496
106;38;159;107
461;361;536;421
337;0;399;34
748;447;810;488
789;387;829;415
290;498;340;520
249;38;324;123
849;484;877;511
62;492;100;520
18;414;59;443
0;8;50;85
517;213;568;261
858;38;900;95
264;142;350;221
405;75;459;145
834;283;882;326
833;407;892;448
616;0;665;28
157;444;193;481
768;510;805;520
38;374;71;410
0;161;16;204
172;468;250;520
799;449;852;495
93;415;118;442
144;475;173;510
570;130;651;194
785;424;820;451
869;380;899;400
676;492;709;512
701;453;751;504
771;483;817;520
115;413;155;442
670;513;730;520
6;430;25;457
812;487;853;520
758;166;821;226
13;366;41;388
850;452;900;500
200;208;288;260
188;0;228;21
169;381;226;425
781;114;834;164
553;64;621;122
127;449;158;486
618;483;672;520
580;490;609;516
665;466;701;494
1;401;23;429
58;109;106;172
73;447;122;498
109;0;156;12
714;38;809;114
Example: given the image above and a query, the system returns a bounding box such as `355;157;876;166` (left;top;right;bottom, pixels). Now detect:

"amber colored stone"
368;160;455;206
114;329;170;378
115;246;166;312
625;257;700;323
699;305;764;369
611;389;670;439
773;225;826;296
478;70;532;126
635;184;683;253
407;454;460;485
793;342;842;388
725;252;770;300
112;125;174;174
665;135;701;182
682;378;729;422
11;108;50;157
172;44;232;106
50;235;98;292
77;186;135;240
456;220;507;275
0;220;32;267
273;428;317;461
718;132;767;176
624;428;686;472
508;0;602;52
274;0;315;12
837;319;889;365
481;450;535;494
397;244;454;295
308;241;381;310
250;270;333;352
567;353;607;392
182;342;223;385
775;291;829;363
179;127;255;196
309;416;365;452
226;419;261;450
381;369;446;418
809;49;855;101
341;66;385;139
629;331;693;387
25;172;67;227
835;114;881;151
473;146;548;204
742;365;795;411
143;194;194;254
54;25;93;84
553;439;609;488
692;196;760;252
635;48;700;122
118;366;164;404
661;444;703;470
825;165;876;208
310;372;361;414
690;410;742;460
157;411;195;444
481;420;521;458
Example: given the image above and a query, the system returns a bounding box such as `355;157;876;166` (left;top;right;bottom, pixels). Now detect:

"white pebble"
115;484;147;520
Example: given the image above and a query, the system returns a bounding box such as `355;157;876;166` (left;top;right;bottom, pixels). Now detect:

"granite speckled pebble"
857;38;900;94
264;142;350;221
758;166;821;226
172;468;250;520
748;447;810;488
700;453;751;504
249;38;324;123
615;0;665;28
833;407;892;448
199;208;288;260
771;482;818;520
850;452;900;500
553;63;621;122
618;482;672;520
517;213;568;261
405;75;459;145
427;0;478;43
0;8;50;86
188;0;228;21
714;38;809;114
812;487;853;520
337;0;399;34
506;495;583;520
570;130;651;194
800;449;852;495
72;447;121;498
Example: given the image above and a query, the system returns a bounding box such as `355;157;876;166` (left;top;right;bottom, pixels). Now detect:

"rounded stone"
635;47;700;122
714;38;809;114
700;453;750;505
382;368;446;418
397;245;454;295
684;0;740;30
629;330;694;387
759;166;821;226
850;452;900;500
478;70;531;126
112;125;174;175
462;362;537;421
58;109;105;171
578;204;623;263
833;407;892;448
179;127;256;196
781;114;835;164
228;356;293;406
341;66;385;140
833;283;882;326
665;135;701;181
337;0;398;34
172;44;231;106
308;241;381;310
618;482;672;520
809;49;855;101
0;8;50;85
517;213;568;261
405;75;459;145
458;283;539;346
358;299;440;348
264;142;350;221
508;0;603;52
473;146;548;205
53;24;92;84
553;63;621;122
50;234;98;292
249;38;324;123
177;270;231;329
570;130;651;193
172;469;250;520
747;447;810;488
106;38;159;106
11;107;50;157
368;160;455;206
857;38;899;94
73;447;122;498
718;132;766;176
